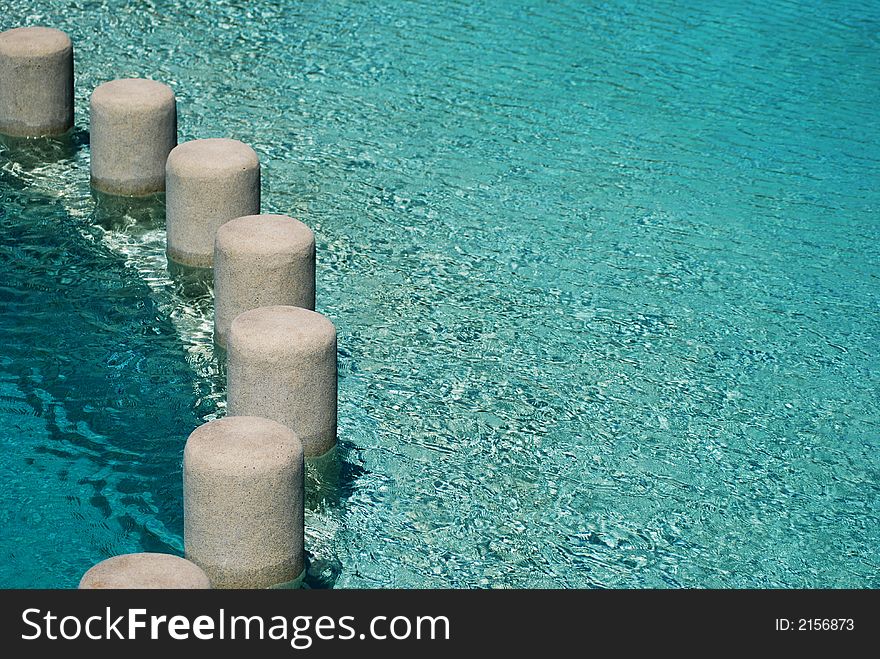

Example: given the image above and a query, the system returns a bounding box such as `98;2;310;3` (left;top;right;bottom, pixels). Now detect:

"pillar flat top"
216;214;314;256
185;415;303;471
0;27;71;57
167;138;259;175
79;553;211;589
91;78;175;109
229;305;335;352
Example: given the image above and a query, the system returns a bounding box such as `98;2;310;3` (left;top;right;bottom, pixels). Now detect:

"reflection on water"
91;189;163;232
0;129;83;170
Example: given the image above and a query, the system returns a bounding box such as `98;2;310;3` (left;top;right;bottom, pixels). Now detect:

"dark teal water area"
0;157;198;586
1;0;878;587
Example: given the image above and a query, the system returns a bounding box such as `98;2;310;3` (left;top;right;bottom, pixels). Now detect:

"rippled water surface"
1;0;878;588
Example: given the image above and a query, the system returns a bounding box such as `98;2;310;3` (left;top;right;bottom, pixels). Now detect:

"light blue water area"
1;0;878;588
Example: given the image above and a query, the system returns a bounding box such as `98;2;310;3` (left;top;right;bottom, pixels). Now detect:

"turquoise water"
1;0;878;588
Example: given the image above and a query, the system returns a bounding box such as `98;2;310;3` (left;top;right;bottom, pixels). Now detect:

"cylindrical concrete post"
184;415;304;589
227;306;337;457
79;553;211;589
0;27;73;137
213;214;316;348
90;78;177;195
166;138;260;268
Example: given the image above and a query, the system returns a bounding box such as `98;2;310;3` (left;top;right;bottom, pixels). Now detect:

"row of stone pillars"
1;26;337;589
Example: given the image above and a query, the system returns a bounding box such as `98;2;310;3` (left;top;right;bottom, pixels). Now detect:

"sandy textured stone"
90;78;177;195
184;415;304;589
79;553;211;589
166;138;260;267
227;306;337;457
0;27;73;137
214;214;316;348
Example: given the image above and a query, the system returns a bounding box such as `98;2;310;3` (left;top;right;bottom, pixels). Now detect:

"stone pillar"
184;415;304;588
165;138;260;267
227;306;337;457
0;27;73;137
90;78;176;195
213;214;316;348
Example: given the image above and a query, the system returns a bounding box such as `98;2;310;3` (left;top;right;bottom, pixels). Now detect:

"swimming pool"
0;0;877;588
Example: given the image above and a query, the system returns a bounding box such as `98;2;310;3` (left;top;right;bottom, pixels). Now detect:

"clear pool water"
1;0;878;588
